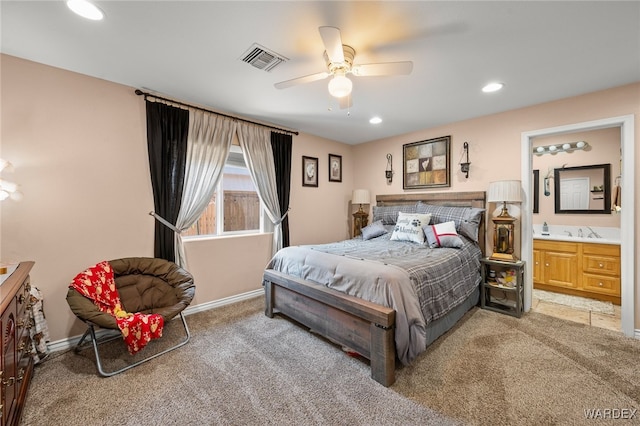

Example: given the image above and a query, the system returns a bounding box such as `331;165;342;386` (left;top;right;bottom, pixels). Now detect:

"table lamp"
352;189;370;237
487;180;522;262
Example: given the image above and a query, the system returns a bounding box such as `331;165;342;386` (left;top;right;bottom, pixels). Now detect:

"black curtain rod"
134;89;299;136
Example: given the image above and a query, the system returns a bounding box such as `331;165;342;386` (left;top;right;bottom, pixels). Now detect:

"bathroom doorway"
521;115;635;337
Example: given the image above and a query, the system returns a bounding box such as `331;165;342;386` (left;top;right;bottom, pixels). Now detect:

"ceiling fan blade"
351;61;413;77
319;26;344;64
274;71;329;90
339;96;352;110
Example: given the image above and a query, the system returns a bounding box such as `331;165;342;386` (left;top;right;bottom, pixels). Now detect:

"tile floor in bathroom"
530;294;621;332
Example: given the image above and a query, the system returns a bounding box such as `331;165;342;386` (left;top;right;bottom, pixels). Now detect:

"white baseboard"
47;289;264;353
44;289;640;352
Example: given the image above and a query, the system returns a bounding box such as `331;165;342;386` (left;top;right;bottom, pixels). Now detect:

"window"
182;146;264;237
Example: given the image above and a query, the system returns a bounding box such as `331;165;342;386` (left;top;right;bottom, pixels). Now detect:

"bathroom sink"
533;225;620;245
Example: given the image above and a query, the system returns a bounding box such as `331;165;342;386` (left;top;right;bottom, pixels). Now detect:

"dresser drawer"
582;273;620;296
583;255;620;276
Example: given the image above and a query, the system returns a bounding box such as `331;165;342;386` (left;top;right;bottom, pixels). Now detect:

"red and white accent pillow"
424;221;464;248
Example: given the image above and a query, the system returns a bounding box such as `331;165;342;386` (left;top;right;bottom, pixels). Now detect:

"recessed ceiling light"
67;0;105;21
369;117;382;124
482;82;504;93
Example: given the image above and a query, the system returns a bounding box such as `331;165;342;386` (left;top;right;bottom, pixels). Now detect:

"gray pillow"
361;220;387;240
372;203;418;225
416;203;484;242
423;221;464;248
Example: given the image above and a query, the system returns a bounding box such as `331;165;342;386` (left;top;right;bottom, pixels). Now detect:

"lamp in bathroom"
487;180;522;262
352;189;370;237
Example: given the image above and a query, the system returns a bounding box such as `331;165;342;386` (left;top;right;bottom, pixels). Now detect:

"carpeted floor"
393;307;640;425
21;296;640;426
21;297;455;426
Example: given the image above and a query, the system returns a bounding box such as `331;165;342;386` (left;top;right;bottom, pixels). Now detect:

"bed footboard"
263;269;396;387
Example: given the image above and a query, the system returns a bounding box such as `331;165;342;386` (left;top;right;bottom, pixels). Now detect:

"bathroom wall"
532;127;621;228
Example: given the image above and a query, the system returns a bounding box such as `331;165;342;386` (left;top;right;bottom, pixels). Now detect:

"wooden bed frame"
263;191;486;387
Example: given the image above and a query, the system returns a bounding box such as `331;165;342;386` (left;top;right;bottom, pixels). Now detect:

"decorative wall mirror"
554;163;611;214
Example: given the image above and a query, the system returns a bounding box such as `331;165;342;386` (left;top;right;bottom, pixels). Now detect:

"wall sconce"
533;140;589;155
385;153;393;184
459;141;470;178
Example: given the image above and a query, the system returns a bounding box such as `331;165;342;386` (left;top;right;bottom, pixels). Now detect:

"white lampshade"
487;180;522;203
328;73;353;98
352;189;370;205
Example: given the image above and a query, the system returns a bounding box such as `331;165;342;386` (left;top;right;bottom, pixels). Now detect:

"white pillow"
423;221;464;248
390;212;432;244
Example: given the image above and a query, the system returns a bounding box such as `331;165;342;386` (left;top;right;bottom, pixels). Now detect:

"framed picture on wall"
533;169;540;213
328;154;342;182
403;135;451;189
302;156;318;187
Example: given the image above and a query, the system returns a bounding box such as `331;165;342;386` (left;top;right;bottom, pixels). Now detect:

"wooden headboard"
376;191;487;256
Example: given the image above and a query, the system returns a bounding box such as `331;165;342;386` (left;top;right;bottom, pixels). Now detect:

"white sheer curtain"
174;109;236;267
237;123;284;255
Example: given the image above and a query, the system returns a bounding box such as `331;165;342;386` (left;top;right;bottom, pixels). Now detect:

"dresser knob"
598;282;604;287
599;263;604;268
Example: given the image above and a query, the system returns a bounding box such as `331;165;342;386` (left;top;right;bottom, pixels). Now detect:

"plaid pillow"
416;203;484;242
372;203;418;225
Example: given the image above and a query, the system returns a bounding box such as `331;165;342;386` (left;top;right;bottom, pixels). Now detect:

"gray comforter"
265;230;482;365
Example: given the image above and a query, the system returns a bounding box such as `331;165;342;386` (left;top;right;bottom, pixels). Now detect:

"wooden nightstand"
480;258;525;318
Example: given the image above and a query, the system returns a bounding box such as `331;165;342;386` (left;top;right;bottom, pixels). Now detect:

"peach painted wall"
288;133;355;245
353;82;640;329
0;54;353;342
1;55;154;340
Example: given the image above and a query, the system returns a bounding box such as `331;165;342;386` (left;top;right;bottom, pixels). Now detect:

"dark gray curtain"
270;132;292;248
146;101;189;261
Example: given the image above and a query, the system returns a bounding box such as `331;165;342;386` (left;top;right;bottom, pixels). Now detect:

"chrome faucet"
564;230;573;237
586;226;602;238
578;228;583;238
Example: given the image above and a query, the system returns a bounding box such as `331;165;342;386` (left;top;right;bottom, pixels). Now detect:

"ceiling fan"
274;26;413;108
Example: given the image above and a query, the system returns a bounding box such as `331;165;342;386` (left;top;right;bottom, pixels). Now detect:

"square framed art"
403;135;451;189
328;154;342;182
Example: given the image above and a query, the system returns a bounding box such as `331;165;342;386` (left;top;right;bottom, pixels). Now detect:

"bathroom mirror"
554;163;611;214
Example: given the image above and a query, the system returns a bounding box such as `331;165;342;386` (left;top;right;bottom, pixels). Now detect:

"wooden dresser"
0;262;35;426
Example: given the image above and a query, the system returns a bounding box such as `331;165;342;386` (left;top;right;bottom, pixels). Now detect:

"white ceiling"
2;1;639;145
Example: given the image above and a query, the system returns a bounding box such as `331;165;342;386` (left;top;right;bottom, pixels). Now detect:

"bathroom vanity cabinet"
533;240;620;304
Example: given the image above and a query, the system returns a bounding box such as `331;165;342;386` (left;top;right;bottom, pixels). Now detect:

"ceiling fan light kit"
328;73;353;98
274;26;413;108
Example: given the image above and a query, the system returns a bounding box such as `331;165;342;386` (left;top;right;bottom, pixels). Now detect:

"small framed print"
302;156;318;187
403;135;451;189
328;154;342;182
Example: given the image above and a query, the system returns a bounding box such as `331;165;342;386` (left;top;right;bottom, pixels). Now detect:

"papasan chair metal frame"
66;257;196;377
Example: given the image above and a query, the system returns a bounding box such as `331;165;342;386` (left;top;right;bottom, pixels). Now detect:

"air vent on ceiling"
240;43;288;72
